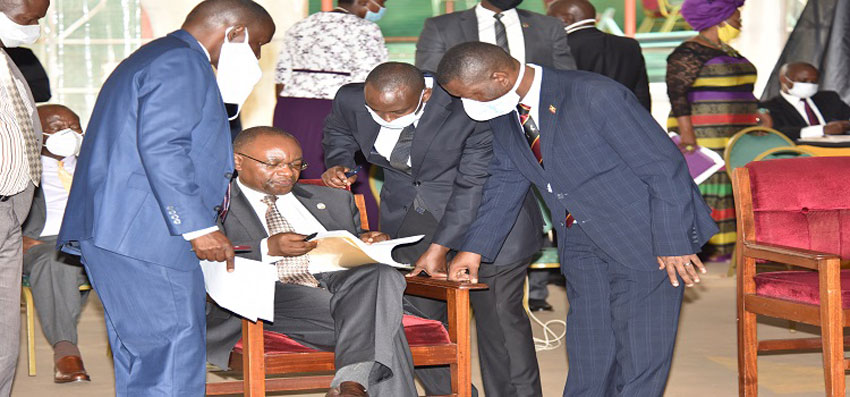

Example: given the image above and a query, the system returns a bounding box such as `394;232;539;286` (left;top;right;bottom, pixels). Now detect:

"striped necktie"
261;194;319;288
494;13;510;54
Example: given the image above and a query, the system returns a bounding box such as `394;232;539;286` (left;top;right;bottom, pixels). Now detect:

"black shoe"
528;299;553;312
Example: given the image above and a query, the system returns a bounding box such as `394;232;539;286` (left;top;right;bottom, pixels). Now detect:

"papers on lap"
308;230;423;269
668;133;726;185
200;257;275;322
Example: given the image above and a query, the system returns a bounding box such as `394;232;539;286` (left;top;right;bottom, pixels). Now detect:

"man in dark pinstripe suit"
437;42;719;396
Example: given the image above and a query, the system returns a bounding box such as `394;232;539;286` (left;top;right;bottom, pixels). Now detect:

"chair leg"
22;287;36;376
819;261;846;396
737;256;757;396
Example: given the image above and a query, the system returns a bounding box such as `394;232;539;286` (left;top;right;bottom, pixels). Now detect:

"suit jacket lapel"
517;11;537;63
410;101;450;176
229;183;268;241
355;110;389;167
291;185;337;230
459;9;478;41
493;114;546;182
779;95;809;126
538;68;560;168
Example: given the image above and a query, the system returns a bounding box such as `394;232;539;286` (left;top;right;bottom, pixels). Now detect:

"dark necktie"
516;104;575;228
801;99;820;126
494;13;510;54
389;124;415;174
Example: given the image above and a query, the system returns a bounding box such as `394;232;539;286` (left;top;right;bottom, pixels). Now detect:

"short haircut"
233;126;298;152
779;61;817;77
436;42;515;86
183;0;273;30
365;62;425;94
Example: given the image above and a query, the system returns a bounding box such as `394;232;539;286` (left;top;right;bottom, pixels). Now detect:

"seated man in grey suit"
21;104;90;383
206;127;455;397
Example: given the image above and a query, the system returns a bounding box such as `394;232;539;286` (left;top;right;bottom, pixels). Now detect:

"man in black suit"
415;0;576;73
760;62;850;140
206;126;456;397
322;62;544;397
547;0;651;111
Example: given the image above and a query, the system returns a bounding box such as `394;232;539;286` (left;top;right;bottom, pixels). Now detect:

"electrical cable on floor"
527;306;566;351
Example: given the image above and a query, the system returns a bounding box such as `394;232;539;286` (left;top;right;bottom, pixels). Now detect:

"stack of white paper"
200;257;276;322
308;230;423;269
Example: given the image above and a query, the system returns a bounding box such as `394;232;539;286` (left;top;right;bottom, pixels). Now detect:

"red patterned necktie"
801;99;820;126
261;194;319;288
516;104;574;228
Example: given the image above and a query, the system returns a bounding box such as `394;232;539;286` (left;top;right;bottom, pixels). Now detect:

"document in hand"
200;257;276;322
668;133;726;185
308;230;424;269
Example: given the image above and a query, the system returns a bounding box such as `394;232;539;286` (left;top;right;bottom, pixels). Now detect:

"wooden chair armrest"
743;242;841;271
404;276;488;301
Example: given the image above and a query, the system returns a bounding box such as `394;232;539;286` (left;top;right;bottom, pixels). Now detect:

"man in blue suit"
57;0;275;394
437;42;719;396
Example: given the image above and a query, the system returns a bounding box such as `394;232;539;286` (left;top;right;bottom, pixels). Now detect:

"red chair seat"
754;270;850;308
234;315;451;355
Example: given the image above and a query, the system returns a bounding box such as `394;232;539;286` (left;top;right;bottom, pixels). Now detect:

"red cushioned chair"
733;157;850;396
206;179;486;396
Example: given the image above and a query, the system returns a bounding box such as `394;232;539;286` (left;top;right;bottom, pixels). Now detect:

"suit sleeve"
591;84;698;256
550;20;577;70
461;128;531;262
415;17;446;73
759;100;803;140
136;48;216;235
432;122;494;250
322;87;360;170
826;91;850;120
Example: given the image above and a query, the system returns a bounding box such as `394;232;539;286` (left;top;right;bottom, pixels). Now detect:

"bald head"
364;62;432;123
779;62;819;92
181;0;275;67
547;0;596;26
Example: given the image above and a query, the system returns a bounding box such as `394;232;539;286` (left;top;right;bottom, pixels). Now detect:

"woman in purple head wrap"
666;0;762;261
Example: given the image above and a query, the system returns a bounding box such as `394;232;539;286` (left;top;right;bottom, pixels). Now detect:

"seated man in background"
21;105;90;383
546;0;651;111
760;62;850;140
205;127;454;397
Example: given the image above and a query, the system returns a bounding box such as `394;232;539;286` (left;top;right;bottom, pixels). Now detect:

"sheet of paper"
307;230;423;269
798;135;850;143
200;257;276;322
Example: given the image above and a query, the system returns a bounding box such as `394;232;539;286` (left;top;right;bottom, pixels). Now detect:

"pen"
303;232;318;241
344;165;362;178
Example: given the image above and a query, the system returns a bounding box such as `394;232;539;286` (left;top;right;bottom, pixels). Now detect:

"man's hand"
447;251;482;283
322;166;357;189
657;254;706;287
22;236;44;255
268;232;318;257
824;120;850;135
191;231;235;272
359;231;390;244
407;243;449;278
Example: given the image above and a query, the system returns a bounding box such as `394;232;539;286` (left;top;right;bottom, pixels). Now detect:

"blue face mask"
364;5;386;22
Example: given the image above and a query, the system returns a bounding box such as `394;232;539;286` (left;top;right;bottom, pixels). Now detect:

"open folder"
308;230;424;269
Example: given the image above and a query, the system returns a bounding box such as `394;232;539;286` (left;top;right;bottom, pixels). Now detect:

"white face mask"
0;11;41;48
787;80;819;99
216;27;262;120
43;129;83;158
461;64;526;122
365;89;426;129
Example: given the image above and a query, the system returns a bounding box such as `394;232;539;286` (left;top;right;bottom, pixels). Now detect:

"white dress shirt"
780;90;826;138
373;77;434;165
475;3;526;64
39;156;76;237
518;64;544;126
236;180;344;275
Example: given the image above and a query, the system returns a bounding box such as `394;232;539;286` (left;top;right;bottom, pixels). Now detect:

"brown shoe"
325;381;367;397
54;355;91;383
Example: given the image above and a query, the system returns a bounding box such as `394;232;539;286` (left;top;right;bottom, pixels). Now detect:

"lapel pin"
522;23;530;28
316;203;326;210
549;105;557;114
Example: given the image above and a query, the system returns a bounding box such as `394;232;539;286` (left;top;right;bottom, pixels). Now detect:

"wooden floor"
11;261;841;396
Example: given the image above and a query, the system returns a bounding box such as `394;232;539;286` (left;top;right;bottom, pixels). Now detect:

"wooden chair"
206;180;487;396
733;157;850;396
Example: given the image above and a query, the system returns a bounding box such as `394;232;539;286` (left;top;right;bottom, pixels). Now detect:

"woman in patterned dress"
667;0;757;260
273;0;388;229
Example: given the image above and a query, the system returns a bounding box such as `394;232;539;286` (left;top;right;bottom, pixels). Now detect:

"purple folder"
668;134;726;185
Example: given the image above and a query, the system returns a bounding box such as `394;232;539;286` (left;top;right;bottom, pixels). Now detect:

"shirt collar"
195;38;211;62
519;64;543;109
40;155;77;168
565;19;596;34
779;89;805;105
237;179;284;206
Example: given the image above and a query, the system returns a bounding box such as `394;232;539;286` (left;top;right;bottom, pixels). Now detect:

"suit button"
214;205;222;212
224;172;233;179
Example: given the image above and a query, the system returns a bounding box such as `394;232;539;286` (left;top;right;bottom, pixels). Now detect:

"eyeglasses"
237;152;308;171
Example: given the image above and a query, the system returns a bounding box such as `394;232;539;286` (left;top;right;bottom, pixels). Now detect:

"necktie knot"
517;103;531;115
261;194;278;207
494;12;504;20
